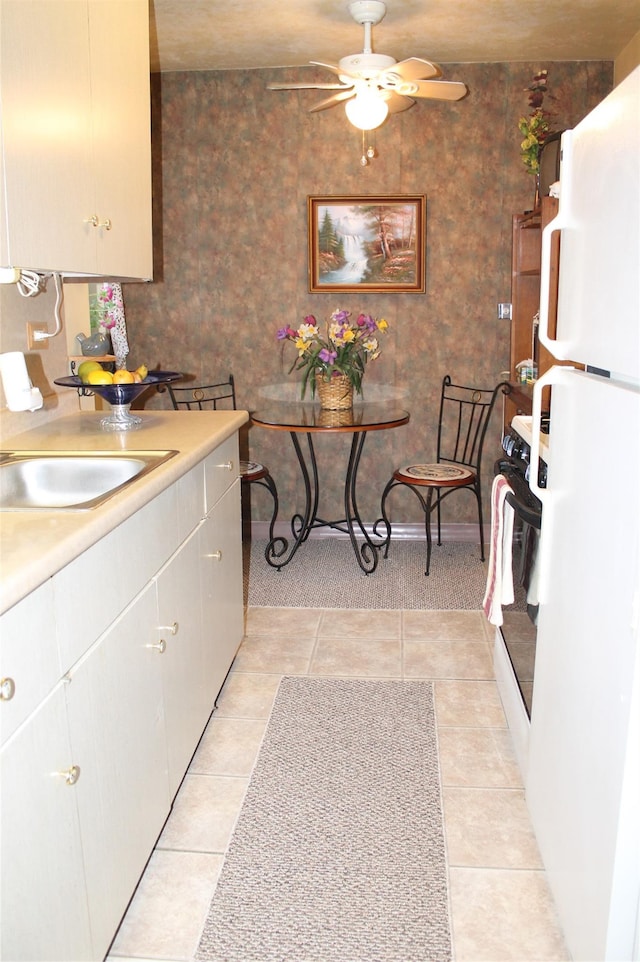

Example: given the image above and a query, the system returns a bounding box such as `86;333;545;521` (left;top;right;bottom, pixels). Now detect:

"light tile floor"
107;607;569;962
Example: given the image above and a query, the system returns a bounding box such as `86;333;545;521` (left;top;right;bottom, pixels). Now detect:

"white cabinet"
156;527;211;797
65;583;170;955
0;0;152;279
200;480;244;705
0;432;244;961
0;685;92;962
0;578;60;746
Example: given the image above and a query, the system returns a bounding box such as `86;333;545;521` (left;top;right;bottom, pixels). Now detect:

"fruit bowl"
55;371;182;431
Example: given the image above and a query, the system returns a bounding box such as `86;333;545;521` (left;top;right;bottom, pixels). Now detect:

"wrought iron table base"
265;431;382;574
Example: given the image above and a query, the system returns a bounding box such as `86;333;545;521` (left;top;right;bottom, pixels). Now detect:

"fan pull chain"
360;130;377;166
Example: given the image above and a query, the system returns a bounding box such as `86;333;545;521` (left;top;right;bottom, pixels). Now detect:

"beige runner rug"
196;677;452;962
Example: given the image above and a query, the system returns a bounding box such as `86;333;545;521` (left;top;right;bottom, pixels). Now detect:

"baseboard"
250;520;488;543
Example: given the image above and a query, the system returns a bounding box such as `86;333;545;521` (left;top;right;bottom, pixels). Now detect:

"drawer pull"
207;550;223;561
61;765;81;786
147;639;167;654
0;677;16;701
158;622;178;635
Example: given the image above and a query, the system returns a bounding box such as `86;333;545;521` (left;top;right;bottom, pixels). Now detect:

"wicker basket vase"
315;373;354;410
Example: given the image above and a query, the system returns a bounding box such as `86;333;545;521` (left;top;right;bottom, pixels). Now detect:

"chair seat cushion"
394;463;475;486
240;459;269;481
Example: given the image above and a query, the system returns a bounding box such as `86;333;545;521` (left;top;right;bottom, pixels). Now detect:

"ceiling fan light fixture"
345;88;389;130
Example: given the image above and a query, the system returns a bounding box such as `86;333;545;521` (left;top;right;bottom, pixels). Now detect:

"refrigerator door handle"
539;130;575;360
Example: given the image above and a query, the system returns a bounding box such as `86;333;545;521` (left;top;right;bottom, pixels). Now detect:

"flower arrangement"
277;309;389;399
518;70;553;175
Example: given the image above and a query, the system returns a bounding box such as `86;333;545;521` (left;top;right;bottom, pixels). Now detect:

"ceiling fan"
267;0;468;131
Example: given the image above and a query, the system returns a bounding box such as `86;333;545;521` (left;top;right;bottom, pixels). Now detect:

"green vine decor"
518;70;554;175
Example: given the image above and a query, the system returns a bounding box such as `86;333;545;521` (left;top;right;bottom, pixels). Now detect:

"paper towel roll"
0;351;44;412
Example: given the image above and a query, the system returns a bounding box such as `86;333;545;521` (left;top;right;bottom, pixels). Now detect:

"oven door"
493;458;543;756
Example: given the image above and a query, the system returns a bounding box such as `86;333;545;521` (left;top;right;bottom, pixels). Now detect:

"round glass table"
251;402;410;574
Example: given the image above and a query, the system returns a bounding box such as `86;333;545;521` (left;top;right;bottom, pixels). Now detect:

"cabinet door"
1;685;92;962
200;480;244;705
0;579;60;747
0;0;152;278
87;0;153;279
64;584;170;959
155;527;211;797
0;0;95;273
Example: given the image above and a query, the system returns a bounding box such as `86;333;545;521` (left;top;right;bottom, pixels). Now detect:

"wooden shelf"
506;196;559;429
68;355;116;363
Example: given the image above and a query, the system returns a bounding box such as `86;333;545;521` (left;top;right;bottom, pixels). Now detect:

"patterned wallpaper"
122;61;611;528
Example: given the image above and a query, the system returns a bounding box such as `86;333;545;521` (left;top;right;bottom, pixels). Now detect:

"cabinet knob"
0;677;16;701
207;550;223;561
98;218;112;231
60;765;81;786
147;639;167;654
219;460;234;471
158;622;178;635
84;214;99;227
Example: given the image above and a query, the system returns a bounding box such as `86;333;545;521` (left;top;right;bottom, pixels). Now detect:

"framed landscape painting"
308;195;426;293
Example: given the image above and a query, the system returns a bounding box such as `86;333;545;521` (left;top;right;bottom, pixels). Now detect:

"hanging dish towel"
101;282;129;369
482;475;515;626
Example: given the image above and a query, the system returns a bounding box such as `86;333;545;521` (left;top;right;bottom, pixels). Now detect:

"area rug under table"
246;537;491;609
196;677;452;962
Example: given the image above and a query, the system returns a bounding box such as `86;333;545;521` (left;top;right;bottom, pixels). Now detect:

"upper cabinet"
0;0;153;280
506;196;560;424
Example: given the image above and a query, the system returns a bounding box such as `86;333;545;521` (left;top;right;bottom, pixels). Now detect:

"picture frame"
307;195;426;293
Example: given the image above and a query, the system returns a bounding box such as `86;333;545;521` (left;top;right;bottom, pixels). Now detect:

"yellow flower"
295;337;311;354
376;318;388;332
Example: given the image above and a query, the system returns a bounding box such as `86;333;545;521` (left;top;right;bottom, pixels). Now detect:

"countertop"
0;409;248;615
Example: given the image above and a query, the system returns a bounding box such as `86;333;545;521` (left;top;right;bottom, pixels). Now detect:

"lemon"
77;360;103;383
86;369;114;385
135;364;148;381
112;369;135;384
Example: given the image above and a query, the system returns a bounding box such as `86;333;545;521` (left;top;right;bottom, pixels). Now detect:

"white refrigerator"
526;66;640;961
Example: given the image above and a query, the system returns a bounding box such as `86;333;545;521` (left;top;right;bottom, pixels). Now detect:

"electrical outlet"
497;302;512;320
27;323;48;350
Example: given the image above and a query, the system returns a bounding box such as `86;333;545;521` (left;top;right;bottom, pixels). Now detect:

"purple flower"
359;313;377;331
318;348;337;365
276;327;290;340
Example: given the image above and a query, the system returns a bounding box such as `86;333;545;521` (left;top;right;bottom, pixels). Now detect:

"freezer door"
539;67;639;379
527;367;640;961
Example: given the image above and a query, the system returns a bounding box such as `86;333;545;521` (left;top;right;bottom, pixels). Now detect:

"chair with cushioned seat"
377;374;510;575
167;375;278;541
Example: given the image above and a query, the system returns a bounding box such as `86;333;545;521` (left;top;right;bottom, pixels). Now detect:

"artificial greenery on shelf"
518;70;554;176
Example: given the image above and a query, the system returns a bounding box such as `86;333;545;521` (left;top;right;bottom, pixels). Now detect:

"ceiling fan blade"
309;89;356;112
381;57;442;82
309;61;346;76
384;91;416;113
397;79;468;101
267;82;351;90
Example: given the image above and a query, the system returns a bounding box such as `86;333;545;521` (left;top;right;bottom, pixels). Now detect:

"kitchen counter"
0;409;248;615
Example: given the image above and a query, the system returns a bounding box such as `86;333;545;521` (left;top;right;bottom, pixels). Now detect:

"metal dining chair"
376;374;510;575
167;375;279;540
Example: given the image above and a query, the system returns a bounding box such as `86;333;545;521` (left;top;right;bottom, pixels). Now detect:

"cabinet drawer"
0;579;60;746
204;434;239;514
175;457;205;539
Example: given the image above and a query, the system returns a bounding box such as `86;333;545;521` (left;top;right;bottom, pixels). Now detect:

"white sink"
0;450;178;510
